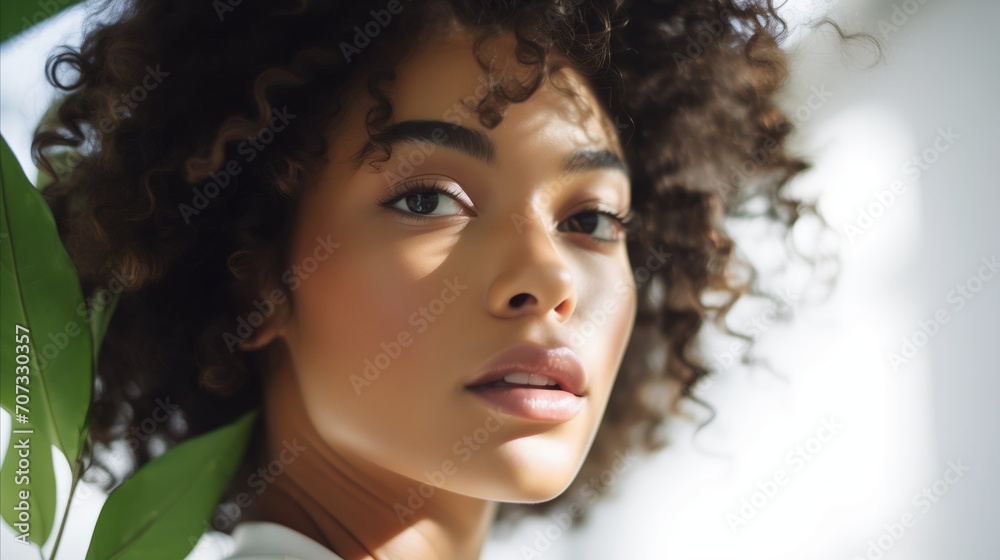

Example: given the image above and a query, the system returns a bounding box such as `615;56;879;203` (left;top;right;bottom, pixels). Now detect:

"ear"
237;296;289;351
229;245;291;352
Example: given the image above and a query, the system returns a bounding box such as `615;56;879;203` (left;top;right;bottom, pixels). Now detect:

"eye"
377;179;475;219
557;208;633;243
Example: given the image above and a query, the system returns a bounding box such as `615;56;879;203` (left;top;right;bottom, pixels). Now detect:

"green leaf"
1;0;86;44
0;430;56;547
89;290;120;365
85;409;261;560
0;134;93;465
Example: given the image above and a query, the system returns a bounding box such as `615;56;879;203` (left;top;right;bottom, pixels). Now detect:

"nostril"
509;293;534;308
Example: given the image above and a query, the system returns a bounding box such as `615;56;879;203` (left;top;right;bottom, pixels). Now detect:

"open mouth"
465;372;584;422
463;344;587;421
472;373;564;391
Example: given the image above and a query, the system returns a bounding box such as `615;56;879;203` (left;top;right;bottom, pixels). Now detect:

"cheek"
284;241;425;420
298;247;411;349
574;260;637;402
281;234;473;455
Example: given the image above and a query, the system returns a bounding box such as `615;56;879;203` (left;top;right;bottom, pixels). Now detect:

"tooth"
503;373;531;385
528;374;552;386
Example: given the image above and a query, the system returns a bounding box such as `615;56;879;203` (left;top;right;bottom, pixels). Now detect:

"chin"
449;440;586;504
501;480;576;504
453;473;576;505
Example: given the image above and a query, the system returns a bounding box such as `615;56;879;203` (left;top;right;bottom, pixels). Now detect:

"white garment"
225;521;345;560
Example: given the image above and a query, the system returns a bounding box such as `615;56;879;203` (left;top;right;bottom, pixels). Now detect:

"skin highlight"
30;0;840;556
237;31;636;559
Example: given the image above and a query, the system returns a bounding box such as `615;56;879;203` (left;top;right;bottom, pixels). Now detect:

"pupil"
573;213;598;233
406;192;439;214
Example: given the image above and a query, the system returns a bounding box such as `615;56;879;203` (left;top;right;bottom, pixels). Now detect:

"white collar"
228;521;345;560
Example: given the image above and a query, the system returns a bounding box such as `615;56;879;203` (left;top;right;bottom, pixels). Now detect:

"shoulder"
222;521;345;560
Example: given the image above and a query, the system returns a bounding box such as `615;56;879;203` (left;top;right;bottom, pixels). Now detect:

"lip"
464;343;588;422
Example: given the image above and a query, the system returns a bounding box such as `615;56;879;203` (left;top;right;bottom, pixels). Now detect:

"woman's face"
264;30;636;504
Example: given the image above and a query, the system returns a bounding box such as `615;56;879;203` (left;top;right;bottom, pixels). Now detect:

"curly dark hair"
32;0;829;535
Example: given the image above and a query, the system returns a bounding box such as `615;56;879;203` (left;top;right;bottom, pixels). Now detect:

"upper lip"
464;343;588;397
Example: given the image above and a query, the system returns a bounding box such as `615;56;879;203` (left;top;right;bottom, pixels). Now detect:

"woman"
35;0;813;558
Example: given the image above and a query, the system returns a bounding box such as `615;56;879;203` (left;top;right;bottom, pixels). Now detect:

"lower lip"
465;386;585;422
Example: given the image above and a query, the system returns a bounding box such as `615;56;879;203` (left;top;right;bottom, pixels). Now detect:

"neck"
242;351;497;560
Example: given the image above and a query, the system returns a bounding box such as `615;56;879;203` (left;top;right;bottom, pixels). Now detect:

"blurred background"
2;0;997;558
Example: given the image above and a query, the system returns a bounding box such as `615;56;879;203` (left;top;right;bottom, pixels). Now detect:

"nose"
485;216;577;322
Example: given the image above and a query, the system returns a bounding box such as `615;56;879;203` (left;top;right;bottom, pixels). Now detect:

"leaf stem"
48;459;82;560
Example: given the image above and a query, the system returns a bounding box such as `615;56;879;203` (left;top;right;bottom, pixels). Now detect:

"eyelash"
376;179;473;216
562;204;634;245
377;179;635;243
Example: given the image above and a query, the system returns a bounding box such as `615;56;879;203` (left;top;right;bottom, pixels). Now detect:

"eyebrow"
357;119;628;176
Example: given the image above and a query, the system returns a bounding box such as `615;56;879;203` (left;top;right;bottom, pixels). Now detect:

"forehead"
374;30;622;157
